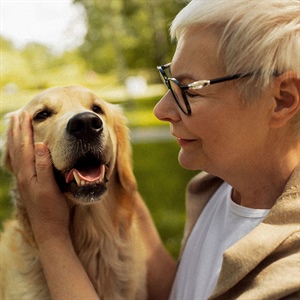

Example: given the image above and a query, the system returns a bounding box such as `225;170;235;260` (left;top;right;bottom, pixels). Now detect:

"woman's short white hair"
171;0;300;99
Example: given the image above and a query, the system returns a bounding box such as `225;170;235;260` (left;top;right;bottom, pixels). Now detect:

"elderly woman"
5;0;300;299
154;0;300;299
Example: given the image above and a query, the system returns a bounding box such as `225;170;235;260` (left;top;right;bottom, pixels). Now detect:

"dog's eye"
92;105;104;115
34;110;53;121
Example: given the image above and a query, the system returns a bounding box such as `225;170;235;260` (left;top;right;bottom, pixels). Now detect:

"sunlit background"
1;0;85;53
0;0;197;258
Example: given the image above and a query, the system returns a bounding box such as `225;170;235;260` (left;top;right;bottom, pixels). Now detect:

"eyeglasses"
157;63;253;115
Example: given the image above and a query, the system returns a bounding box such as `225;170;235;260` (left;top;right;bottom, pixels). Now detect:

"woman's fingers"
8;111;35;179
34;143;60;192
7;111;70;240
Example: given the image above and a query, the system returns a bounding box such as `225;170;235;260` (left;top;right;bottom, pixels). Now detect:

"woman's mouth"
176;138;197;147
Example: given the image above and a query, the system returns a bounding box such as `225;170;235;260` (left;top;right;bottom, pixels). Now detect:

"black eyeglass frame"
157;63;254;115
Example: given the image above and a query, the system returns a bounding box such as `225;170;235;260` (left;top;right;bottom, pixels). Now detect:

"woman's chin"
178;149;202;171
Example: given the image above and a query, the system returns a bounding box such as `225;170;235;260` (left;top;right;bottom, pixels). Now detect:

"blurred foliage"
1;0;186;89
1;37;92;90
73;0;186;80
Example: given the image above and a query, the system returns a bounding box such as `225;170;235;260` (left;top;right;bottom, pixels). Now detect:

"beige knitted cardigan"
181;166;300;300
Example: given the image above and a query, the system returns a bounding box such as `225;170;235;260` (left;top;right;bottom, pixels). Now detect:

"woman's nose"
154;90;180;122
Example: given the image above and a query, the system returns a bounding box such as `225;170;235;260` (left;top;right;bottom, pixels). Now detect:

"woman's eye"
184;90;206;99
92;105;104;114
34;110;53;121
184;91;200;98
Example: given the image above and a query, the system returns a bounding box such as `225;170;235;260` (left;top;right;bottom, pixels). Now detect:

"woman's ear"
270;71;300;128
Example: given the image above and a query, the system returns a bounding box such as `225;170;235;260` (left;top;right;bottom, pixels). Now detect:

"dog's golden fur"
0;85;148;299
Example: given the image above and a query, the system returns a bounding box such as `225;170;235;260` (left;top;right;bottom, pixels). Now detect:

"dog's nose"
67;112;103;139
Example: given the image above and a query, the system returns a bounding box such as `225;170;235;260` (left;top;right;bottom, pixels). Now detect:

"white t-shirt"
169;182;270;300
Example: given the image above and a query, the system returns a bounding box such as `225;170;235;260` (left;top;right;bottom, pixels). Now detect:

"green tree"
73;0;185;81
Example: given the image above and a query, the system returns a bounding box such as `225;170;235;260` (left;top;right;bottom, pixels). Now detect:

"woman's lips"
176;138;197;147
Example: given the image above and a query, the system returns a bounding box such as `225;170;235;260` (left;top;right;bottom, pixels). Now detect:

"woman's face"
154;26;273;177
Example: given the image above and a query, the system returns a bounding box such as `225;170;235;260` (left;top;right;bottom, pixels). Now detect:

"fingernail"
35;143;47;156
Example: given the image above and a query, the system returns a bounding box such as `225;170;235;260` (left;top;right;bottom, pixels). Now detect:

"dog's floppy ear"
113;107;137;192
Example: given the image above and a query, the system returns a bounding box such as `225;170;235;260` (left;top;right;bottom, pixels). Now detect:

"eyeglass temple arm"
210;71;280;85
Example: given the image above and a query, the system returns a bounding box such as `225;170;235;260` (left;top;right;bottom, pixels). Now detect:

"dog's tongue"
66;165;106;184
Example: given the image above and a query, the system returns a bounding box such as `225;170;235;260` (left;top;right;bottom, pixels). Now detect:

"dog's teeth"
100;165;106;181
73;171;81;186
72;168;106;187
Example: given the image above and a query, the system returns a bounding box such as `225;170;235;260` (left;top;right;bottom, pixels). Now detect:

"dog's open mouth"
65;156;108;187
55;152;109;202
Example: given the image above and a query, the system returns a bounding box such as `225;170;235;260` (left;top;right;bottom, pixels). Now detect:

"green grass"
132;141;198;257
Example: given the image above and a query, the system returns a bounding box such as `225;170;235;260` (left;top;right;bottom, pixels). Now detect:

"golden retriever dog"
0;85;148;299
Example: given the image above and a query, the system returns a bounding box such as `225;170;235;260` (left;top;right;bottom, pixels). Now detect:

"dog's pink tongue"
66;165;105;183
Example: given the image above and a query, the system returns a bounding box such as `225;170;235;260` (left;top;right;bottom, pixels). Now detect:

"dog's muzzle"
54;112;110;203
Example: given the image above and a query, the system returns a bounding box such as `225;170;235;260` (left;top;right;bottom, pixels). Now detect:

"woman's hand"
8;111;70;243
7;111;100;299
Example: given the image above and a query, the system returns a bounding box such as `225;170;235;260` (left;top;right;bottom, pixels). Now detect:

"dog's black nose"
67;112;103;139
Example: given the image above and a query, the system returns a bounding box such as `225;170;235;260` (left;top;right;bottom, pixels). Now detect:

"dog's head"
2;85;136;204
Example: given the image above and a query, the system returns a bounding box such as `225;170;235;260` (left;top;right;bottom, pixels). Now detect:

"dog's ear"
113;107;137;192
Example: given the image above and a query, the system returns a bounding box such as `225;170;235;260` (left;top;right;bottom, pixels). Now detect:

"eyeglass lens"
158;65;190;114
169;80;189;114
